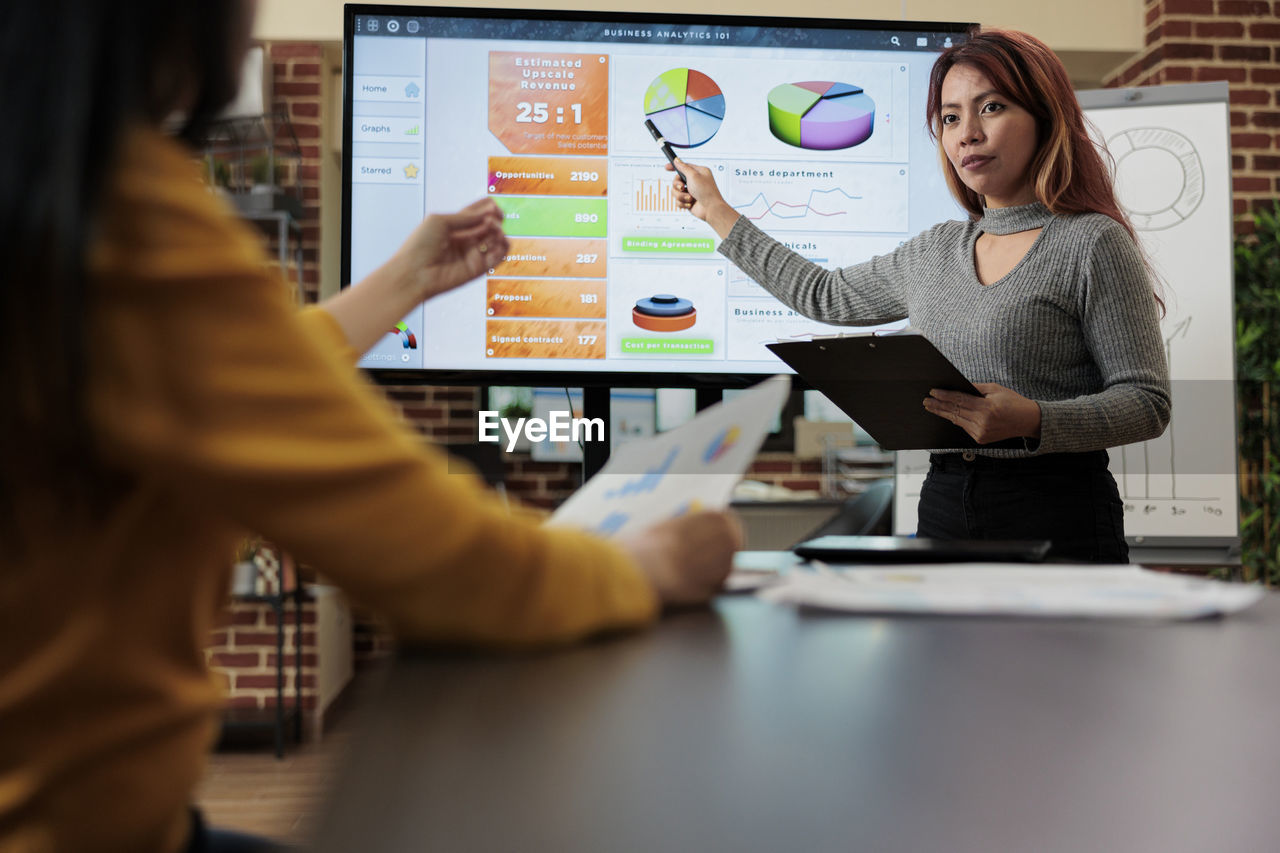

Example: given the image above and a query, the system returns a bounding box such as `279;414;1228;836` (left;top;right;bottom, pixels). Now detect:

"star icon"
404;163;419;179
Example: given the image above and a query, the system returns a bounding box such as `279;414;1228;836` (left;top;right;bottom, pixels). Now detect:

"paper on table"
759;563;1264;620
548;375;791;539
723;551;803;592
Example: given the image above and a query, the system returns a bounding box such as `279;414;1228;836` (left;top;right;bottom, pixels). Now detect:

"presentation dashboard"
345;12;969;375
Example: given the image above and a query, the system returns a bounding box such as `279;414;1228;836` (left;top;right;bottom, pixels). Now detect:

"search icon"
890;35;900;46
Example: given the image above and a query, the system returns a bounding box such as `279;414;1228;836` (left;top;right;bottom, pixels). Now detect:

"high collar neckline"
977;201;1053;235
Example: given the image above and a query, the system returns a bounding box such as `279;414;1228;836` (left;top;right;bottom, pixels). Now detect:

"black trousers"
916;450;1128;564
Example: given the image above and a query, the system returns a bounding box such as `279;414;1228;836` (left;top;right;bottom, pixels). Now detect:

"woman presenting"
671;29;1170;563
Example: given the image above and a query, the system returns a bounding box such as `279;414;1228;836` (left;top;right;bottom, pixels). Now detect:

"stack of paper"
759;563;1264;620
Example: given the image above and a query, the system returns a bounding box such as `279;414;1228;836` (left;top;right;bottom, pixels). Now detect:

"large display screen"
341;5;974;386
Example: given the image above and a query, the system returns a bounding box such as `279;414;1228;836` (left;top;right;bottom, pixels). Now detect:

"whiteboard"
893;83;1239;563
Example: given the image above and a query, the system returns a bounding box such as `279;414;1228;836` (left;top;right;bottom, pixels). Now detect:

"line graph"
722;161;907;232
733;187;861;222
1117;315;1219;502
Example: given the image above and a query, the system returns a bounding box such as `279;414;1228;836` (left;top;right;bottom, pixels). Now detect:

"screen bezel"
340;4;976;388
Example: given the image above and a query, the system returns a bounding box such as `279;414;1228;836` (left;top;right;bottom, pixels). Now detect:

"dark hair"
925;29;1164;312
0;1;245;538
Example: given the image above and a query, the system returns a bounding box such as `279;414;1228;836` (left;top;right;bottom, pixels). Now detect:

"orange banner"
487;279;606;318
488;52;609;155
488;156;607;196
486;320;606;359
491;238;606;278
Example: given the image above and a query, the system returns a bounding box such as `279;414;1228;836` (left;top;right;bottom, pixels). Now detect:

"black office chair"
790;478;894;546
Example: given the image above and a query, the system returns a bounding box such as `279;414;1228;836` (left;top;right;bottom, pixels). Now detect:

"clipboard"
766;332;1016;450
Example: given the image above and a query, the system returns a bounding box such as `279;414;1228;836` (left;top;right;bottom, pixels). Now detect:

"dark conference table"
315;578;1280;853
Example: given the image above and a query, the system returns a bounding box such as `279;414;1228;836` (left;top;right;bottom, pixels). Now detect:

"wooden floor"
193;675;372;845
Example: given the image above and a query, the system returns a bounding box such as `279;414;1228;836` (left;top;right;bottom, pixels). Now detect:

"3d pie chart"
767;81;875;150
643;68;725;148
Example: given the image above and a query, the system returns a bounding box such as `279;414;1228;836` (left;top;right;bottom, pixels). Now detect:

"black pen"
644;118;688;186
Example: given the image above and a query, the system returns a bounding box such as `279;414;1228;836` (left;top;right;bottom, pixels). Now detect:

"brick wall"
265;42;325;303
382;385;480;442
205;42;331;711
207;599;318;713
1103;0;1280;234
351;607;395;668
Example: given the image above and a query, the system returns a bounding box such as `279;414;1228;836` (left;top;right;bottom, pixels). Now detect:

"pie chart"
643;68;725;148
767;81;875;150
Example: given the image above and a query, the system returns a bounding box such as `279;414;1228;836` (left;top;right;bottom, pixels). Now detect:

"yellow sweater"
0;128;656;853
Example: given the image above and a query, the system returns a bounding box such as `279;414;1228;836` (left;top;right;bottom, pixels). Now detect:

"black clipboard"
793;535;1052;563
767;333;1013;450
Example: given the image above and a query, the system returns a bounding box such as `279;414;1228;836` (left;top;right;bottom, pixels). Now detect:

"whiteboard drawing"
1115;316;1207;503
1108;127;1204;231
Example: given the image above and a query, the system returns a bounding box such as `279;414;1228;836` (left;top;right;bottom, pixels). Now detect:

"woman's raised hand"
667;159;742;239
395;198;509;301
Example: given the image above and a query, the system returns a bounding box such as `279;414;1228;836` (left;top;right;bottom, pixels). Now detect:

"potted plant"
231;536;262;596
1235;203;1280;583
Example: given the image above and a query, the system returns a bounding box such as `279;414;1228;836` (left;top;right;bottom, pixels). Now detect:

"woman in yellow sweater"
0;2;739;851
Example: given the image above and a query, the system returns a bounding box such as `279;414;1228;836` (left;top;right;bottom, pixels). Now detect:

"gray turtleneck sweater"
718;202;1171;456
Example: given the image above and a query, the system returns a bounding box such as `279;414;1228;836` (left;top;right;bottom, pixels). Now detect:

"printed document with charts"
548;375;790;539
760;563;1264;620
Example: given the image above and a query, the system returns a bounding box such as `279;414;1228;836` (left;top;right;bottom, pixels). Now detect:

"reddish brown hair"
925;29;1162;311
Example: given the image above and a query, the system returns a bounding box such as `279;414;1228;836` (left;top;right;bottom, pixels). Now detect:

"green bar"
620;338;715;355
495;196;607;238
622;235;715;254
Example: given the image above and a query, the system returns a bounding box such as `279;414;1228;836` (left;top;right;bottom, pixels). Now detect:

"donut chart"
1107;127;1204;231
643;68;725;148
767;81;874;150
